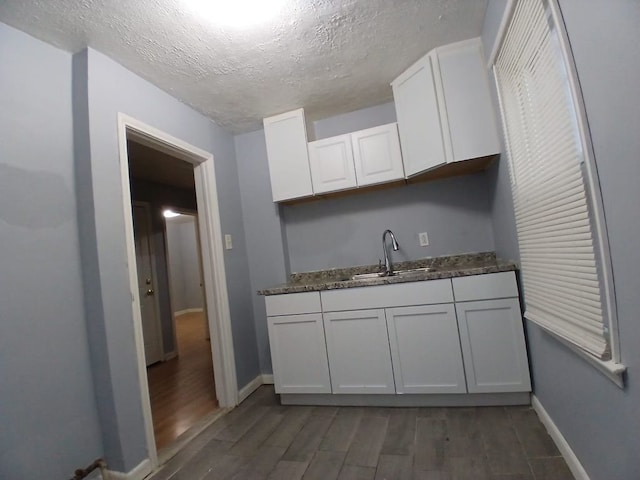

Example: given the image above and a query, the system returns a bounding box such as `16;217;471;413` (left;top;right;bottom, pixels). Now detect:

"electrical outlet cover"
419;232;429;247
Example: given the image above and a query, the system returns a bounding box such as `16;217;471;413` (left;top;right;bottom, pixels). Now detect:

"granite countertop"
258;252;517;296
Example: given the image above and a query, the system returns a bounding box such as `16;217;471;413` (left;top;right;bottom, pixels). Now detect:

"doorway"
117;114;237;467
128;143;221;451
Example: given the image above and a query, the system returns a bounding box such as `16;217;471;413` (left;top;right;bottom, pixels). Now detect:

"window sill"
531;322;626;388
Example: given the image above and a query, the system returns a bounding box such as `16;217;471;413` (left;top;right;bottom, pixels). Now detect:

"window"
490;0;623;383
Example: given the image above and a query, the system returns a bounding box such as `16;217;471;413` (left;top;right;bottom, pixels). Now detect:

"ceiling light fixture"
163;210;181;218
184;0;287;28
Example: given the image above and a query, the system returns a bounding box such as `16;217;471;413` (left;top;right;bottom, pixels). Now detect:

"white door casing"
117;113;237;468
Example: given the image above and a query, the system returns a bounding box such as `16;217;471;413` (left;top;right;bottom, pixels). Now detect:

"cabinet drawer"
452;272;518;302
266;292;321;316
321;279;453;312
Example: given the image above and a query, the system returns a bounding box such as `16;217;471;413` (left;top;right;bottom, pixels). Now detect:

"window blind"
493;0;609;359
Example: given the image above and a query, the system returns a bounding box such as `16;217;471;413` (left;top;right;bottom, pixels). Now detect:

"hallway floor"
148;386;574;480
147;311;218;450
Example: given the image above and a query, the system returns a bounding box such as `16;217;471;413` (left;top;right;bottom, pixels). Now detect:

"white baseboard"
106;458;152;480
238;375;264;403
237;374;275;403
174;308;203;317
163;350;178;361
531;395;590;480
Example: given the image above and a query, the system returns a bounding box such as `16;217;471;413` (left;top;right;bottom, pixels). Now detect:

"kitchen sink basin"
349;267;433;281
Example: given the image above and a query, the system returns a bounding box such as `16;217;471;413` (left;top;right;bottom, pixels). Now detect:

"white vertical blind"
494;0;609;358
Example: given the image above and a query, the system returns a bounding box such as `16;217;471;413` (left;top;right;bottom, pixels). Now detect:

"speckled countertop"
258;252;517;296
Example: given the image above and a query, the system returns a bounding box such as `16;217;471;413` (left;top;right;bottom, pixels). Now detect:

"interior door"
133;203;163;366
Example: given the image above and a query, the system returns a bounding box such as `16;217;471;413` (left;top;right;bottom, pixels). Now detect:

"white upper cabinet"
351;123;405;187
263;108;314;202
435;39;500;162
308;134;357;194
392;37;500;177
391;55;447;176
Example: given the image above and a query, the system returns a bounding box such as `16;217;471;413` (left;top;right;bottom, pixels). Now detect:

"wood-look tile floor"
149;386;574;480
147;312;219;450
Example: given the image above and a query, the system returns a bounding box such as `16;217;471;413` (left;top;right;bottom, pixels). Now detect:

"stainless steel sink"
350;267;433;281
393;267;434;275
350;272;384;281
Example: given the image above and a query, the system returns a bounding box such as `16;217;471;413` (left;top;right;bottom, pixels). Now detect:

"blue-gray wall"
236;130;289;375
236;103;496;374
0;23;103;478
482;1;640;479
75;47;259;471
283;176;495;273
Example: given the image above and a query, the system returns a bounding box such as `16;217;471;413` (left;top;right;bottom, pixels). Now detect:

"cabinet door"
351;123;405;187
391;55;447;176
386;304;467;394
456;299;531;393
308;134;357;194
267;313;331;394
263;108;313;202
323;309;395;394
435;39;500;163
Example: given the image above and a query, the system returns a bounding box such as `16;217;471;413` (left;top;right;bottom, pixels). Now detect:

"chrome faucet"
382;229;400;276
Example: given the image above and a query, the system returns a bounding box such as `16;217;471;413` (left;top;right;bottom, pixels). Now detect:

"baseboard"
106;458;152;480
531;395;590;480
163;350;178;361
174;308;204;317
238;375;264;403
237;374;275;403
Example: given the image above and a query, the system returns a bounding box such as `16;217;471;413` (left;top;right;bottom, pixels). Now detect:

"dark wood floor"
147;312;219;450
149;386;574;480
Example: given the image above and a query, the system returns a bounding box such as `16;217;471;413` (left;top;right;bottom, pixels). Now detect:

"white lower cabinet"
386;304;467;394
456;299;531;393
267;313;331;394
323;309;396;394
265;272;531;400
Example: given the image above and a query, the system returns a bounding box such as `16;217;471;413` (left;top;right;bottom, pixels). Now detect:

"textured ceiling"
0;0;488;133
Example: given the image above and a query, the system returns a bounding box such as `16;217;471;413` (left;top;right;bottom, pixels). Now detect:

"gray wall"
283;176;495;272
236;130;289;375
0;23;103;478
166;215;204;313
482;1;640;479
74;47;259;471
130;179;198;356
236;103;496;374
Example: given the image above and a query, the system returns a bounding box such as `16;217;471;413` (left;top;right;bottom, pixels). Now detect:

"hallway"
147;311;218;450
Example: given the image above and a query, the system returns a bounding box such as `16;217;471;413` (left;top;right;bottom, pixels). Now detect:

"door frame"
117;113;238;466
133;201;164;365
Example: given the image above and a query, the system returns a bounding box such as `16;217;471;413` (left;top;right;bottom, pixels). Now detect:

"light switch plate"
224;234;233;250
418;232;429;247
